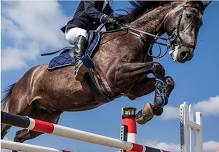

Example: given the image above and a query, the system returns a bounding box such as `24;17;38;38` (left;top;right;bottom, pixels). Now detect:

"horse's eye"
186;13;192;19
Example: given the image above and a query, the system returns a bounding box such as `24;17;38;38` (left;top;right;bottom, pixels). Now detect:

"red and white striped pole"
121;107;137;152
2;111;167;152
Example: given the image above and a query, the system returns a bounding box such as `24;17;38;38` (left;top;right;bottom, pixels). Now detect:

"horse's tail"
1;83;16;139
1;83;16;112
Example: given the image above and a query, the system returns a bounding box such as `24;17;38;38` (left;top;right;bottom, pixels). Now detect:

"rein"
123;25;168;41
122;25;171;59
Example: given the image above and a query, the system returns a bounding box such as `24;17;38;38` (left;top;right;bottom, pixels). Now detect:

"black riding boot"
74;35;88;81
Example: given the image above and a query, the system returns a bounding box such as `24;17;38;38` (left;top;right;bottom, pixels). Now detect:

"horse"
1;1;210;145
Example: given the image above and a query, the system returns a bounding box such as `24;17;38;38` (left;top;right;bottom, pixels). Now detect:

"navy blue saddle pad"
48;32;101;70
48;49;75;70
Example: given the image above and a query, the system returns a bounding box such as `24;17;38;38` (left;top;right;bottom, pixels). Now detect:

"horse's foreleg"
125;78;156;100
115;62;165;89
136;76;175;124
115;62;174;124
152;76;175;112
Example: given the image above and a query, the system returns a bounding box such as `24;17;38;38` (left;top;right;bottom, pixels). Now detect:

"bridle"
166;4;203;49
121;3;203;59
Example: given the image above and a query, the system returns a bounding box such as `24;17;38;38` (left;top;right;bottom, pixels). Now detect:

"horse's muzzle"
170;45;194;63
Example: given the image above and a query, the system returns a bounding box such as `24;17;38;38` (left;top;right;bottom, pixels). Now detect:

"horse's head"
163;1;211;63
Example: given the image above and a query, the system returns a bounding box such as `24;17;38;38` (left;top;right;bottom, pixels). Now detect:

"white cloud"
143;140;219;152
161;105;179;120
193;96;219;117
160;96;219;120
204;140;219;152
1;46;39;71
143;140;180;152
1;1;68;71
1;149;10;152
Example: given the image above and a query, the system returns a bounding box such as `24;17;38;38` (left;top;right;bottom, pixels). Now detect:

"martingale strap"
88;68;115;102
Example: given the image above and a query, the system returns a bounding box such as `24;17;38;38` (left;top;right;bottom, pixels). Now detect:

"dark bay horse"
1;1;210;144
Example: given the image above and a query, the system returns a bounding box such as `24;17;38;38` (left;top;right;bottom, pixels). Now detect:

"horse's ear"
185;1;211;11
202;1;212;9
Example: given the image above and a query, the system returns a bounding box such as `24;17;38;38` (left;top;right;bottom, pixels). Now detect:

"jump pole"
121;107;137;143
180;102;203;152
120;107;168;152
1;140;70;152
120;103;203;152
121;107;137;152
1;111;166;152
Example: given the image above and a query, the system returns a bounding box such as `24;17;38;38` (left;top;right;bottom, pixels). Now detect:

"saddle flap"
48;51;75;70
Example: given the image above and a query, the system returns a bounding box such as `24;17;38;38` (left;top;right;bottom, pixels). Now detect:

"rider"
61;1;117;81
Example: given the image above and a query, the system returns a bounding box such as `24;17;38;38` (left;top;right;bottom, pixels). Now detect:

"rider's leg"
73;35;89;81
65;27;89;81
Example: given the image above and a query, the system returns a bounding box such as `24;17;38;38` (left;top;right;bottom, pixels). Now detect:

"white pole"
1;140;63;152
53;124;134;150
180;102;189;152
180;102;203;152
189;105;194;152
196;112;203;152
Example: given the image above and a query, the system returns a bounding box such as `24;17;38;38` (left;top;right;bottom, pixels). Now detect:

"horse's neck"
129;2;180;36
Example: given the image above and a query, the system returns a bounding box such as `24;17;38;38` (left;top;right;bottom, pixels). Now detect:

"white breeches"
65;27;88;45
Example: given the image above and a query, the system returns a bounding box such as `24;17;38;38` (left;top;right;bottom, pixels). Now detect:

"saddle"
47;31;101;70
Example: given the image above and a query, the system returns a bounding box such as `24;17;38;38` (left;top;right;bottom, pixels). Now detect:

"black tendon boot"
74;35;88;81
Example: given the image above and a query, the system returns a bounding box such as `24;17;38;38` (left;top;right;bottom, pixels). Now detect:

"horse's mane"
118;1;170;23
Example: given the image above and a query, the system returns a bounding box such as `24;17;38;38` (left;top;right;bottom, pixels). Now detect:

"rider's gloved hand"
100;14;117;25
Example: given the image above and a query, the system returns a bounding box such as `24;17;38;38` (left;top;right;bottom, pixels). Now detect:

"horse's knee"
152;62;165;78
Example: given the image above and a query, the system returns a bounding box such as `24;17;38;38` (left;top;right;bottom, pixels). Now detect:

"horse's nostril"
180;51;190;60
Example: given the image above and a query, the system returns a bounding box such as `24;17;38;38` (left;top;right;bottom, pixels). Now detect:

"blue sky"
1;1;219;152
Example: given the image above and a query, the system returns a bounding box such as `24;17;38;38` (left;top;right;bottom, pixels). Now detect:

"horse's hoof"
136;103;154;125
